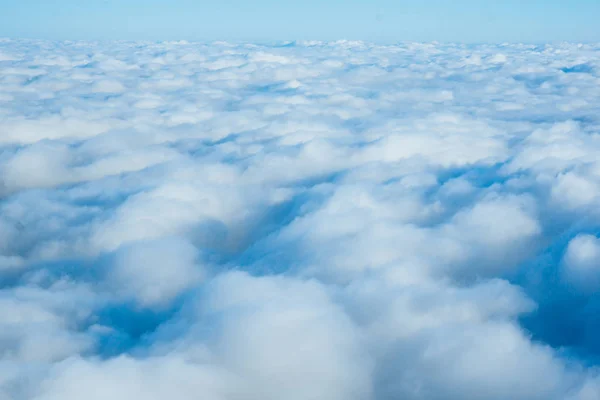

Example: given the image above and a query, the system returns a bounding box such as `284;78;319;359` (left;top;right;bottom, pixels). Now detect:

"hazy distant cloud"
1;39;600;399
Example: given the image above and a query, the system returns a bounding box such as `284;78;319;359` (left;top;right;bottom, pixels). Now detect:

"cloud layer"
1;39;600;399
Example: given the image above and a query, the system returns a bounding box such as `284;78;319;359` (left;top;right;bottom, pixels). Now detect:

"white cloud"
109;237;204;308
562;234;600;293
1;39;600;399
91;80;125;93
198;272;373;400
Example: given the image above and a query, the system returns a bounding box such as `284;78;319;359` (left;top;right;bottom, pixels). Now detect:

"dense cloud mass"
1;38;600;399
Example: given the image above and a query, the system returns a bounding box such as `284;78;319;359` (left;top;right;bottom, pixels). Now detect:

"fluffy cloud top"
1;39;600;400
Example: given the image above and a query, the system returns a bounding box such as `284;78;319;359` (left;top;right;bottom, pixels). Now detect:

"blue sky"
1;0;600;43
4;4;600;398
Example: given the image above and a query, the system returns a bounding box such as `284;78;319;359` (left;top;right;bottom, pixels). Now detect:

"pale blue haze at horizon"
1;0;599;43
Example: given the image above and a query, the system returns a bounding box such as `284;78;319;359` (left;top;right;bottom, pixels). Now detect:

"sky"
2;37;600;399
1;0;600;43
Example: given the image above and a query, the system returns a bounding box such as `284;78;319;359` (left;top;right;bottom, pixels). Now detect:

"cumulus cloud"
562;234;600;293
1;38;600;399
108;237;204;308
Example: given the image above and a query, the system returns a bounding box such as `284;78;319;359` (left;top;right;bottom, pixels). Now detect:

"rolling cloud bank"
1;39;600;399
